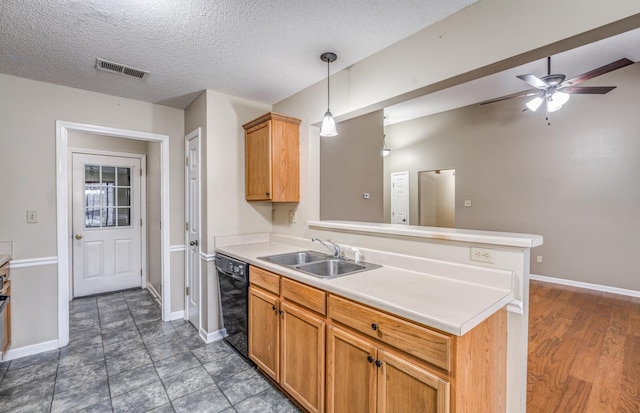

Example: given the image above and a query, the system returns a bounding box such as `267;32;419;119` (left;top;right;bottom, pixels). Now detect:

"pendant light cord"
326;57;330;111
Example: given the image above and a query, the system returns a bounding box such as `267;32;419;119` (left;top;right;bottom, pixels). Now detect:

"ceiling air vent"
95;58;149;79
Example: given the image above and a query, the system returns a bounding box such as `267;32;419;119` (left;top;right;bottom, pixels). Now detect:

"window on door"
84;165;132;228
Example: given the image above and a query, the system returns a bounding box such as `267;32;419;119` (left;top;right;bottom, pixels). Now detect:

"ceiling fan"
482;56;634;121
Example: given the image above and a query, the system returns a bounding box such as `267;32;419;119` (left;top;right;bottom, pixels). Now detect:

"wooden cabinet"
327;325;449;413
243;112;301;202
248;267;326;413
0;261;10;360
248;285;280;381
327;294;506;413
248;264;506;413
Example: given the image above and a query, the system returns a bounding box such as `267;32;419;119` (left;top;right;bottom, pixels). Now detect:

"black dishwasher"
215;254;250;361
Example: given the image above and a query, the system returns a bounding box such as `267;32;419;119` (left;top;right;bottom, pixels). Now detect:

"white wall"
0;73;185;349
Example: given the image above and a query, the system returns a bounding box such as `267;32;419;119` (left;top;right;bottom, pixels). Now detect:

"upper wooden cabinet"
243;112;301;202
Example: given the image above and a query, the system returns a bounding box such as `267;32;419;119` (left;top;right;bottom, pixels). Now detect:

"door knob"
189;240;199;246
75;234;83;240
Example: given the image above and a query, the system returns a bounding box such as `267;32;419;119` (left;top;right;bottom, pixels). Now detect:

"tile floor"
0;289;301;413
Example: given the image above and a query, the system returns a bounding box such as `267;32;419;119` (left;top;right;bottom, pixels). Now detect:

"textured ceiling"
0;0;477;109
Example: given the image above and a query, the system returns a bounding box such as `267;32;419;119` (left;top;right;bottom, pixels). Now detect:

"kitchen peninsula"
216;223;542;412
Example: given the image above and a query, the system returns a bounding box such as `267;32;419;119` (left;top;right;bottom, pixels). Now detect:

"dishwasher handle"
218;268;246;282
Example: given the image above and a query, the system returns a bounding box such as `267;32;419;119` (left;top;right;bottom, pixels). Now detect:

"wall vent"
95;58;149;79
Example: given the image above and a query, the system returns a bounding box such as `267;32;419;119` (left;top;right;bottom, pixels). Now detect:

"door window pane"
102;167;116;184
117;188;131;207
83;164;133;228
117;167;130;186
117;208;131;226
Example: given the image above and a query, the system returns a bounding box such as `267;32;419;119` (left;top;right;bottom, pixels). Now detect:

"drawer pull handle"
367;356;374;363
375;360;382;368
371;323;379;331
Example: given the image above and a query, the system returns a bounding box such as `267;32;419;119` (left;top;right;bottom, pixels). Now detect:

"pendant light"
382;135;391;157
320;52;338;137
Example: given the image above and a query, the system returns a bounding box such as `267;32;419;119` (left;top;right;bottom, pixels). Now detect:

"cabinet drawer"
328;295;450;371
250;266;280;295
282;278;326;316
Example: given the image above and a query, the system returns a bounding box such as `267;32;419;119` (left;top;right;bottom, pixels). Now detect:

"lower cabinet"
248;266;326;413
248;265;506;413
326;326;449;413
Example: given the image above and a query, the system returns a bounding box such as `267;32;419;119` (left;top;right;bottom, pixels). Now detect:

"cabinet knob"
371;323;379;331
367;355;374;363
266;192;270;196
279;310;284;315
375;360;382;368
272;305;277;311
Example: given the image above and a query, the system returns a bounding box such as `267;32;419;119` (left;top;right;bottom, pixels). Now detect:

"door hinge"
140;269;143;277
140;219;143;226
186;287;189;296
159;221;162;230
186;156;189;166
186;222;189;231
140;168;143;176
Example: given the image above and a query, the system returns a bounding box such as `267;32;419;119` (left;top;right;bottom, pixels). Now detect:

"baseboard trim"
168;310;184;321
530;273;640;298
147;284;161;305
200;327;226;344
4;339;59;361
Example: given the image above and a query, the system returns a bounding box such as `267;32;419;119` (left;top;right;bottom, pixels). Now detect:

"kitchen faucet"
312;238;341;258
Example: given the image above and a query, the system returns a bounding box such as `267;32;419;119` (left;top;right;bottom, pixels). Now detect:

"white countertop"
216;242;514;336
0;254;10;268
309;220;543;248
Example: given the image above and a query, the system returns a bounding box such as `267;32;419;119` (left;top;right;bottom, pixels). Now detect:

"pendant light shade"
320;52;338;137
525;96;544;112
320;110;337;137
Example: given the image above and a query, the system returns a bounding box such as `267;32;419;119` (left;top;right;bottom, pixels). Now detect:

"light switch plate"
27;210;38;223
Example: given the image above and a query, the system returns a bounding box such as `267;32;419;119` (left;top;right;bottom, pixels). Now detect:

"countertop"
216;242;514;336
0;255;10;268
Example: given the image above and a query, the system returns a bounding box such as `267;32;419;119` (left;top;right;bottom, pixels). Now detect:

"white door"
185;130;201;329
391;171;409;225
72;153;142;297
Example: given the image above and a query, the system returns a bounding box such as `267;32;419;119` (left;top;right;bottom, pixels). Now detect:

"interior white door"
185;132;201;329
391;171;409;224
72;153;142;297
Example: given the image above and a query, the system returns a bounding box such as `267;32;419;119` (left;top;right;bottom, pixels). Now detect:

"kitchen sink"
259;251;329;266
258;251;382;279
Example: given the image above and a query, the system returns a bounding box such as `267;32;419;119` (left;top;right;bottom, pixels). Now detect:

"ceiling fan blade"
561;58;634;87
479;90;538;105
516;74;549;89
562;86;617;94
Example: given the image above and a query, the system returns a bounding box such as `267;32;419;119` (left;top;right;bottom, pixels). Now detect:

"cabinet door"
326;326;376;413
281;302;325;413
248;286;279;381
377;349;450;413
245;122;272;201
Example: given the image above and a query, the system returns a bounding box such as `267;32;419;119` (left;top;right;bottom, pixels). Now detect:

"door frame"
184;128;202;331
56;121;171;347
68;150;147;296
390;171;410;224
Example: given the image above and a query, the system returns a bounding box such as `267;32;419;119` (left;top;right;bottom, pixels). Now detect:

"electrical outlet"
536;255;543;264
464;200;472;207
288;210;297;224
470;247;495;264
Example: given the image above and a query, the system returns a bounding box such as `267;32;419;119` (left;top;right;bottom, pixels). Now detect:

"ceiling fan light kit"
487;56;634;124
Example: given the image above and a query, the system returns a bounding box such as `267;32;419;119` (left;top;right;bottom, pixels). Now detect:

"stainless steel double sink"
258;251;381;279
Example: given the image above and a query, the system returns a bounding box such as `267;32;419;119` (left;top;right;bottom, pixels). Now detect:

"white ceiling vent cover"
95;58;149;79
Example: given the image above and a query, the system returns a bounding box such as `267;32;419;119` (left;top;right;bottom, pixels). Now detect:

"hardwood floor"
527;280;640;412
